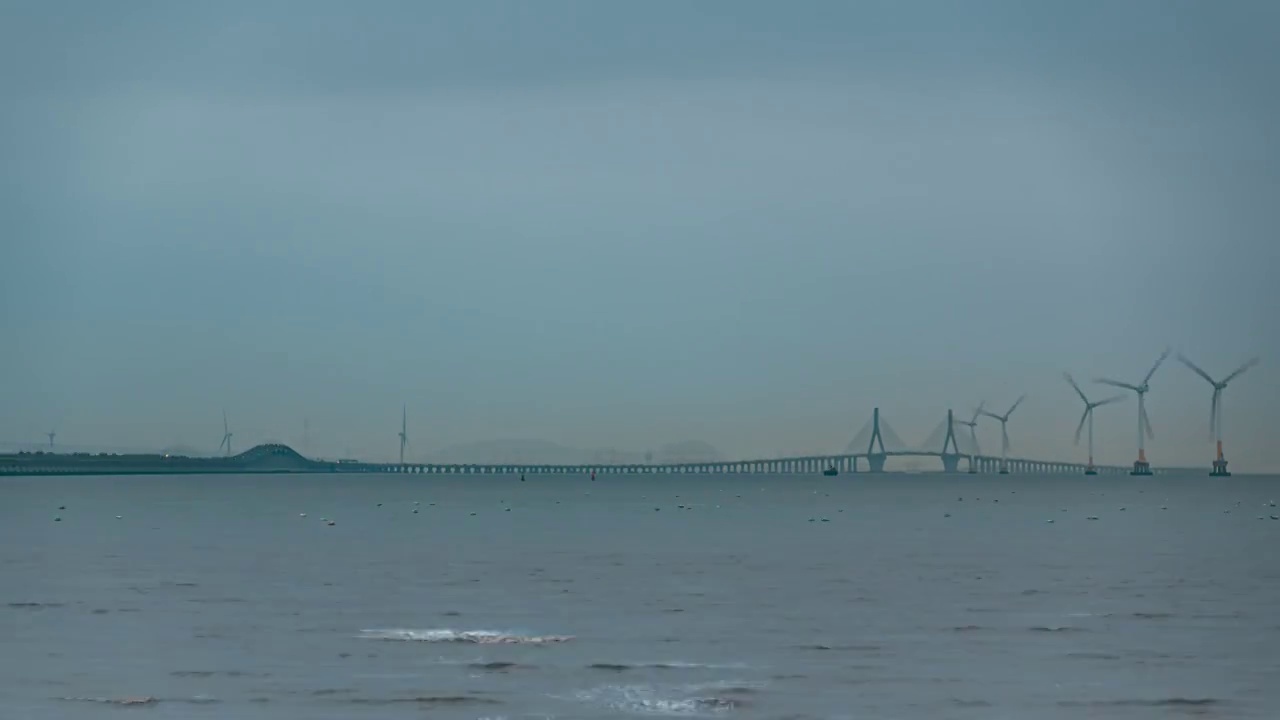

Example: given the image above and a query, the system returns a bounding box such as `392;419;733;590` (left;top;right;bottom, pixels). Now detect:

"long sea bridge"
1;408;1158;477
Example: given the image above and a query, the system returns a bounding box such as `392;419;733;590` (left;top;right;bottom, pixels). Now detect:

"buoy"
115;515;122;519
54;516;61;522
1046;519;1054;523
1087;516;1099;521
300;513;307;517
412;509;418;514
327;520;336;526
943;513;951;518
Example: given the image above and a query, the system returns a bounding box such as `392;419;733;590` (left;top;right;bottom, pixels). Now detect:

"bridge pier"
940;453;960;473
867;453;886;473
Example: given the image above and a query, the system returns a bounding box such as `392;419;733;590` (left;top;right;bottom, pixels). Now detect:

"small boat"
822;466;838;477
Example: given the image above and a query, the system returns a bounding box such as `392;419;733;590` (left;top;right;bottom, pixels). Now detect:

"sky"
1;0;1277;468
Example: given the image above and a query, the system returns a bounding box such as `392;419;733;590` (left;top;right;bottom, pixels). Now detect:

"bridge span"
350;451;1135;476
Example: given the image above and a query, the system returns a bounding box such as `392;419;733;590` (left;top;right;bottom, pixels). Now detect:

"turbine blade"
1095;394;1127;407
1141;401;1154;441
1223;357;1260;384
970;401;985;424
1007;394;1026;417
1210;389;1219;439
978;410;1002;422
1095;378;1138;391
1064;372;1089;405
1074;408;1088;446
1176;353;1216;386
1143;347;1171;386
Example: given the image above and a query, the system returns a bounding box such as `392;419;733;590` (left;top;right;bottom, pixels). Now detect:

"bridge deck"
2;445;1162;477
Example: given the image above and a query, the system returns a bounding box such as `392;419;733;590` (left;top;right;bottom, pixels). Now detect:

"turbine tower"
1064;372;1124;475
398;405;408;465
979;395;1025;474
1176;353;1259;477
1095;348;1170;476
46;429;56;450
954;402;984;473
218;411;234;457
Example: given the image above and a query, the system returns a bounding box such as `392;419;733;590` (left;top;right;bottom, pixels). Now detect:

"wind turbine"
398;405;408;465
1095;348;1170;476
1064;372;1125;475
219;411;234;457
1176;353;1259;476
46;429;56;451
954;402;984;473
979;395;1025;474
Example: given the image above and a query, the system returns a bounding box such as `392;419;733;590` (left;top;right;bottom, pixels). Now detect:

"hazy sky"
2;1;1277;468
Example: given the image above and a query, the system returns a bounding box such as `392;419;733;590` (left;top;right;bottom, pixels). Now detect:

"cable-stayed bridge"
1;408;1156;477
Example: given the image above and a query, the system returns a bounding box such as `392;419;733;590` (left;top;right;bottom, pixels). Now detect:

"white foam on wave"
358;628;573;645
566;682;752;716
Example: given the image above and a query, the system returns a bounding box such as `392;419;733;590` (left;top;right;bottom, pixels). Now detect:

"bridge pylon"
867;407;887;473
940;409;961;473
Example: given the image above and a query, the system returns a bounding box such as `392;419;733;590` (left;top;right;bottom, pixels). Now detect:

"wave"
1064;652;1121;660
653;661;751;670
358;628;572;645
170;670;267;678
59;696;219;706
342;695;501;706
1028;625;1087;633
1059;698;1223;709
471;661;530;671
570;684;748;715
587;661;750;672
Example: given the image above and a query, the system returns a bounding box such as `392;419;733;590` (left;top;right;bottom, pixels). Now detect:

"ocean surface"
2;471;1278;719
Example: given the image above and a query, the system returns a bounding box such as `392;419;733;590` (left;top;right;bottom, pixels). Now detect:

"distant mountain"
427;438;723;465
430;439;588;465
657;440;723;464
